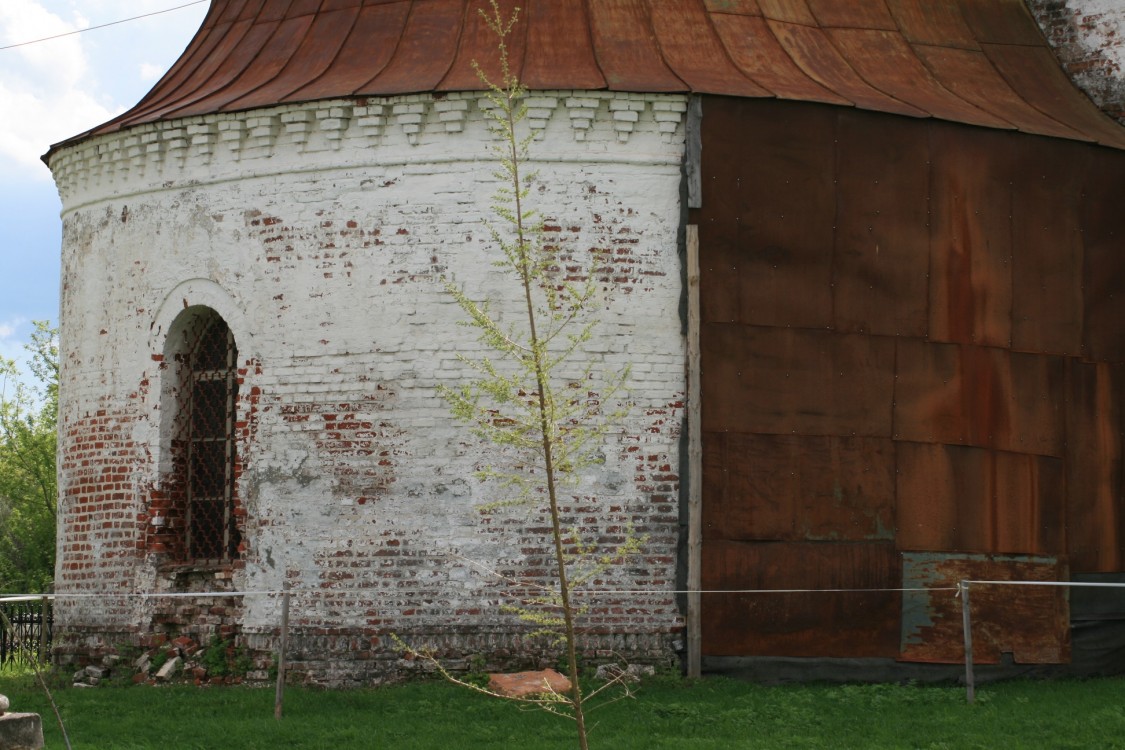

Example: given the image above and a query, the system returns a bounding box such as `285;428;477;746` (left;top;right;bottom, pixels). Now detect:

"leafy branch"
431;3;643;748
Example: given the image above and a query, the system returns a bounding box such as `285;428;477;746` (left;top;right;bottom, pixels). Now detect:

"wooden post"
275;584;290;720
686;224;702;679
960;581;975;704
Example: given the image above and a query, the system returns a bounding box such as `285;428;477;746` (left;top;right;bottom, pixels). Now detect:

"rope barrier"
1;585;963;604
6;579;1121;604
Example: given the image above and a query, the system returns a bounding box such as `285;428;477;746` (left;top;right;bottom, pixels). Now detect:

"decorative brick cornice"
49;91;689;209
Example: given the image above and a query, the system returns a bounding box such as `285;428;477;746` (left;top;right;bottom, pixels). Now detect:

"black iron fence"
0;597;52;665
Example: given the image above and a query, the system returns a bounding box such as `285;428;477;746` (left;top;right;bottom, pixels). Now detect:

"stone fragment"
0;693;9;713
84;665;106;680
488;669;572;698
172;636;199;656
155;656;181;680
0;712;44;749
627;664;655;679
595;662;656;683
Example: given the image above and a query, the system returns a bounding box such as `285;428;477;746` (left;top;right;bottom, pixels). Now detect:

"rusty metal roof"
49;0;1125;155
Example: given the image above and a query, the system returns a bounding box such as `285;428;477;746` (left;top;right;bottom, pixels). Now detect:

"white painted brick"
49;90;689;682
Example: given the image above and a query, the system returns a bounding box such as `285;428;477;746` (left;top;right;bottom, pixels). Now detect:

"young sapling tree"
403;3;645;748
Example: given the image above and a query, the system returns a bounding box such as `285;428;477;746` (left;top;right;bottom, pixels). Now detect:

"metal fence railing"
0;596;52;665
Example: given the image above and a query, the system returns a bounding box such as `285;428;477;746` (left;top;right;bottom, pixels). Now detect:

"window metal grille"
177;313;240;563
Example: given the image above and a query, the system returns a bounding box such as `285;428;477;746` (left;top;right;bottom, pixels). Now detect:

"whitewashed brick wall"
49;91;688;682
1030;0;1125;123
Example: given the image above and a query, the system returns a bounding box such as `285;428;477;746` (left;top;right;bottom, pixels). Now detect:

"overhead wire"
0;0;207;51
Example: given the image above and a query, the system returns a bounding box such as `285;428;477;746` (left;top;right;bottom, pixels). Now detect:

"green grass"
3;668;1125;749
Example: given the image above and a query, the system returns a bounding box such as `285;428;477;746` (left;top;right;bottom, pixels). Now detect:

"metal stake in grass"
959;580;975;704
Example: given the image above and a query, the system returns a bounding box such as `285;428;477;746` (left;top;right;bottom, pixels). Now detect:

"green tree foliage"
0;321;58;594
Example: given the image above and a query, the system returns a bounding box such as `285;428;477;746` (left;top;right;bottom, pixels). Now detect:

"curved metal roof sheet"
47;0;1125;157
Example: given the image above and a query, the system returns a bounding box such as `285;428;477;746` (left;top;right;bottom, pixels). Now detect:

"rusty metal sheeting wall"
901;553;1069;664
695;97;1125;662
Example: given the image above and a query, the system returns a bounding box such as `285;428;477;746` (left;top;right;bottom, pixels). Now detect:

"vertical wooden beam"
686;96;703;209
687;224;702;678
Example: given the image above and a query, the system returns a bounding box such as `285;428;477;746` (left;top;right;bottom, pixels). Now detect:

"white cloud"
0;1;116;179
139;60;163;81
0;1;207;183
0;318;28;368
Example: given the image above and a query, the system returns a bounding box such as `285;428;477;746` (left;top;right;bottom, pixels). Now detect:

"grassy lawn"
3;668;1125;749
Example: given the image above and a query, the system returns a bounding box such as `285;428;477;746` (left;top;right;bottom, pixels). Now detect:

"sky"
0;0;210;375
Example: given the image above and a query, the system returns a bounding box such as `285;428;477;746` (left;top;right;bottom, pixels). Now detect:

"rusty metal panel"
956;0;1050;46
927;124;1014;347
155;20;283;121
913;46;1084;141
588;0;685;92
827;29;1006;130
437;0;526;91
695;99;836;328
766;20;927;118
289;3;409;99
703;0;761;13
710;14;849;104
187;15;316;114
982;44;1125;151
256;0;287;22
896;442;1065;555
832;110;930;337
133;17;244;112
701;324;896;438
807;0;897;29
885;0;978;49
1010;138;1088;356
893;339;1066;456
710;99;836;328
698;233;740;325
703;432;895;542
221;0;258;23
756;0;817;25
362;0;465;95
321;0;361;10
1065;361;1125;573
285;0;323;17
519;0;606;90
702;540;901;657
233;9;361;109
1081;151;1125;363
649;1;768;96
125;18;257;123
900;552;1069;664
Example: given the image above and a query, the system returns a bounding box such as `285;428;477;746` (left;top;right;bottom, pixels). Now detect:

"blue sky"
0;0;209;372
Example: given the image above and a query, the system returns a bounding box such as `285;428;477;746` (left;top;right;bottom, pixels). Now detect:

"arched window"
166;308;241;563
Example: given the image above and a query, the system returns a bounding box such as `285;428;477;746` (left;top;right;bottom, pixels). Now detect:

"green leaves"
0;322;58;594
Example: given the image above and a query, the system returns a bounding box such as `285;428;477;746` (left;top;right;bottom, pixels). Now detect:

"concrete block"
0;712;45;750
